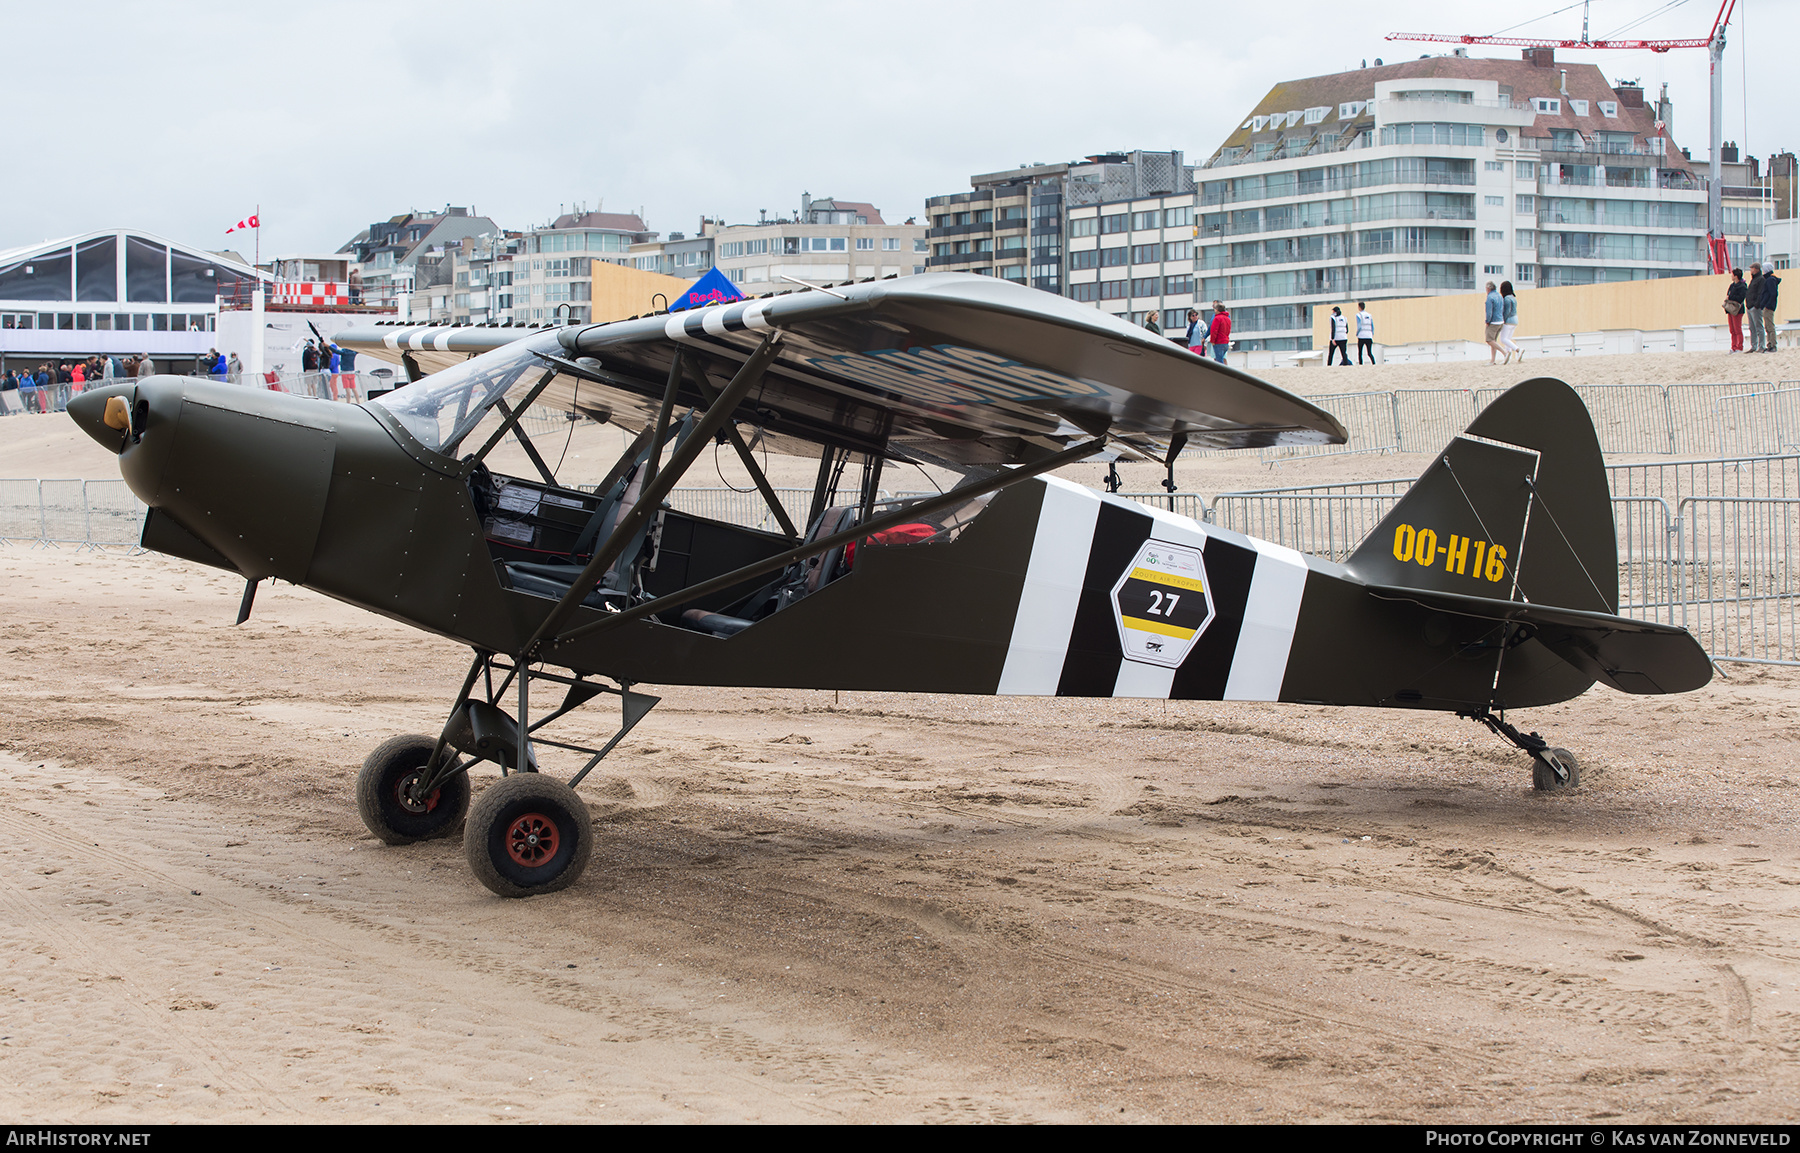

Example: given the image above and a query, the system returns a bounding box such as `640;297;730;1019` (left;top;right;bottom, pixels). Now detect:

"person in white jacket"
1327;306;1350;366
1355;303;1375;364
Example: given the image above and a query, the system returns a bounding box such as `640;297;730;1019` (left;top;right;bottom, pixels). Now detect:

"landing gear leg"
1459;707;1580;791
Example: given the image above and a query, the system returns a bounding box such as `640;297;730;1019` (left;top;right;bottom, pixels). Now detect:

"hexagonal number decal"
1110;539;1216;669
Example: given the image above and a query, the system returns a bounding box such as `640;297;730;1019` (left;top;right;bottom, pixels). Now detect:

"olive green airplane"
68;274;1711;898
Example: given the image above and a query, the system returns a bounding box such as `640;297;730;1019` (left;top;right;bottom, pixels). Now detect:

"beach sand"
1;351;1796;1122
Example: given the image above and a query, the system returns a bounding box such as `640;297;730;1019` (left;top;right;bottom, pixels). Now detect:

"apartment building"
1193;51;1706;351
507;211;657;325
925;152;1193;304
338;207;502;315
708;195;926;291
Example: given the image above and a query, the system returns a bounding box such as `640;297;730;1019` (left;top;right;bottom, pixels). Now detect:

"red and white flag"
226;214;260;234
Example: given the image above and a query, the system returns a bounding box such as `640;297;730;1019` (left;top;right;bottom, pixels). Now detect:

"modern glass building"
0;229;265;365
1192;51;1706;352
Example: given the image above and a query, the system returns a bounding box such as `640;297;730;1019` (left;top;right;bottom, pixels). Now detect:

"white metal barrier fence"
1229;381;1798;461
1206;455;1800;665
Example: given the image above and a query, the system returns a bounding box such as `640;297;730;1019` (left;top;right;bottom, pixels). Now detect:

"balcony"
1354;274;1477;293
1224;249;1344;268
1353;239;1475;257
926;221;995;239
926;189;994;209
925;251;995;268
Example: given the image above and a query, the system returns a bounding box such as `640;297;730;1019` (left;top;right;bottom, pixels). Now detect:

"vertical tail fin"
1348;378;1616;614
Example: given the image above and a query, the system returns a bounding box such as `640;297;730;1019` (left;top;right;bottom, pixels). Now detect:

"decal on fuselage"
1110;538;1216;669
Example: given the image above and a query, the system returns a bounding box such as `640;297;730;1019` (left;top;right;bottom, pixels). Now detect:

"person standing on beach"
1355;302;1375;364
1484;282;1504;365
1498;282;1521;365
1327;306;1350;366
1747;265;1766;353
1755;266;1780;352
1183;307;1205;354
1206;301;1231;364
1725;268;1748;353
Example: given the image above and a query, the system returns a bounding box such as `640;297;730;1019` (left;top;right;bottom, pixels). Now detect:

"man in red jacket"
1206;301;1231;364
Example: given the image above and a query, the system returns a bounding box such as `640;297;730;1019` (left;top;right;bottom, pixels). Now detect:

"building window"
1570;99;1589;116
1485;161;1506;172
1071;283;1099;302
1069;250;1099;270
1517;265;1535;281
1517;161;1537;180
1378;122;1484;147
1485;230;1505;241
1099;213;1130;235
1130;277;1160;297
1132;210;1161;231
1131;243;1161;264
1164;206;1194;228
1516;230;1536;248
1099;247;1130;267
856;237;874;250
1599;101;1618;118
1484;195;1506;207
1517;195;1535;214
1163;274;1194;296
1533;98;1561;114
1483;264;1505;275
1162;240;1193;262
913;239;929;253
882;237;900;251
1069;217;1099;238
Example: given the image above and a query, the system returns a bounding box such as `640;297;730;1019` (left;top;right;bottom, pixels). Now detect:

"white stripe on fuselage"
1222;537;1309;702
996;478;1100;695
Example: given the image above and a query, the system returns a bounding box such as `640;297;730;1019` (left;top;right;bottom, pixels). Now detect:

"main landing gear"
1460;707;1580;791
354;649;660;897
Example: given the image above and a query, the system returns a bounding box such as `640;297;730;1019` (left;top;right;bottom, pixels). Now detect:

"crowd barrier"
8;461;1793;665
1207;454;1800;665
1228;381;1800;462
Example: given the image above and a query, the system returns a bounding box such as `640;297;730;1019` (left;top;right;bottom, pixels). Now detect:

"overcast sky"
5;0;1791;258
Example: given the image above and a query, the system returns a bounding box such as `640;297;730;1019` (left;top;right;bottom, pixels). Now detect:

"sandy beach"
1;351;1796;1122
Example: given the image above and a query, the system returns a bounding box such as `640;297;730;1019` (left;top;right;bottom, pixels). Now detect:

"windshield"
368;341;548;456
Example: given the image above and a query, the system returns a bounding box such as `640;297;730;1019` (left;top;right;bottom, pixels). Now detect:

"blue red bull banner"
669;267;746;312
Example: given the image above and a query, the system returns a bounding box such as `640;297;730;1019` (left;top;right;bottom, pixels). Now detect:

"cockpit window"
368;341;548;456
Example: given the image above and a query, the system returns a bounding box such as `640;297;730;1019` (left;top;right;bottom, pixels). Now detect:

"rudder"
1349;378;1616;614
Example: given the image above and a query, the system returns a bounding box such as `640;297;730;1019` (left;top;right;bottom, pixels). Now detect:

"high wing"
335;273;1346;469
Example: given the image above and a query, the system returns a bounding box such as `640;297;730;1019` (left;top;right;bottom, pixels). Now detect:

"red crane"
1388;0;1739;272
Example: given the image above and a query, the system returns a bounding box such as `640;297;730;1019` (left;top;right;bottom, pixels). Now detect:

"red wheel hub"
395;772;440;814
506;812;559;867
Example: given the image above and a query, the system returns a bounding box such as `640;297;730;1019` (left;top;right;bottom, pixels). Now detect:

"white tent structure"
0;229;270;371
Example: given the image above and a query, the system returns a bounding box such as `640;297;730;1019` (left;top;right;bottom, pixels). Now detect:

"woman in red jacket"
1206;301;1231;364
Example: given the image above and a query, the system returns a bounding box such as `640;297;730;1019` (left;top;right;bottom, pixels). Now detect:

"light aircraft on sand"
68;274;1711;897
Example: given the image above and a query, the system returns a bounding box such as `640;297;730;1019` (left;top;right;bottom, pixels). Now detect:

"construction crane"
1389;0;1739;273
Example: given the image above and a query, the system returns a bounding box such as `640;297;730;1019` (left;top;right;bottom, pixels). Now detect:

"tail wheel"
1532;747;1581;792
356;735;470;844
465;773;592;898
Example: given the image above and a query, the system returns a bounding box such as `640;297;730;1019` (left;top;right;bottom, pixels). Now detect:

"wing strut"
548;436;1108;650
681;357;799;539
519;330;787;661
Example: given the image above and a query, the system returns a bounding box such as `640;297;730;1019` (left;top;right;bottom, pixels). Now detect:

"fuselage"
68;376;1600;711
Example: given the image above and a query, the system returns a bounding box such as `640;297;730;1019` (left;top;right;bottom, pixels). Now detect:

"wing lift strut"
399;328;1108;810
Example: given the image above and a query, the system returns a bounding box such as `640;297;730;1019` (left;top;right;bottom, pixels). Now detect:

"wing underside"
336;273;1346;469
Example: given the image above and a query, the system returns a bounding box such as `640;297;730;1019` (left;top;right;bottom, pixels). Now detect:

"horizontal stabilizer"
1365;583;1712;695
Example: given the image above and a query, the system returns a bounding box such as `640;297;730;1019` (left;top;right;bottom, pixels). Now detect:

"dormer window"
1570;99;1590;116
1534;98;1561;114
1600;100;1619;118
